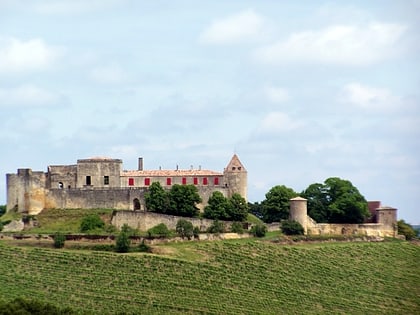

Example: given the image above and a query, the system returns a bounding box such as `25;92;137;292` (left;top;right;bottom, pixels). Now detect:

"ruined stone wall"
76;159;122;188
111;211;233;232
307;223;396;237
47;165;77;189
45;188;148;210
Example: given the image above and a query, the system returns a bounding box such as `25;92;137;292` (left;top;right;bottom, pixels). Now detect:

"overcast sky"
1;1;419;224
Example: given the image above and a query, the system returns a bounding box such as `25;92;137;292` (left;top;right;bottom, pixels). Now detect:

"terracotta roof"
121;169;223;177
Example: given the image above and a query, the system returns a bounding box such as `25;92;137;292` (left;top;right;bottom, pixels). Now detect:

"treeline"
145;182;248;222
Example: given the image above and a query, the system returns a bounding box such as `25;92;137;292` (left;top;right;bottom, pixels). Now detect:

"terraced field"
0;240;419;314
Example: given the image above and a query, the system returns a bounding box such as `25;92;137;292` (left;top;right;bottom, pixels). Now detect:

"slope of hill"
0;240;419;314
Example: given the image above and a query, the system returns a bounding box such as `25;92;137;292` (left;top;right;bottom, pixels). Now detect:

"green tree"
302;177;369;224
203;191;231;220
145;182;169;213
281;220;304;235
231;221;244;234
248;201;263;219
79;214;105;233
115;224;131;253
147;223;170;238
227;193;249;222
261;185;298;223
53;232;66;248
0;205;6;217
207;220;225;234
397;220;418;240
301;183;329;222
168;184;201;217
250;223;267;237
176;219;194;240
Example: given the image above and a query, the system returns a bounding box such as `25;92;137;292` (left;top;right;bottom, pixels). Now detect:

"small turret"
289;197;308;234
223;154;247;201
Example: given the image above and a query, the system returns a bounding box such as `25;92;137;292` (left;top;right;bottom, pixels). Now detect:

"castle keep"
6;154;247;215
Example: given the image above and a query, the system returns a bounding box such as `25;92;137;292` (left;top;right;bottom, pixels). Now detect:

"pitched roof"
121;169;223;177
225;154;246;172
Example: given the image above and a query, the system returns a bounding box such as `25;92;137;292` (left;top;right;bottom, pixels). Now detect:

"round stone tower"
289;196;308;234
223;154;247;201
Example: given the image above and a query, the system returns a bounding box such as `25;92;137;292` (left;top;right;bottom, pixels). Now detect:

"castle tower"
289;197;308;234
223;154;247;201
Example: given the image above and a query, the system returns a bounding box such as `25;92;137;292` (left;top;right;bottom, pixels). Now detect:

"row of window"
83;176;220;187
129;177;219;186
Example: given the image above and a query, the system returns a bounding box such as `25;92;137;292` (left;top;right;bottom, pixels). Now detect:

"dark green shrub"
397;220;418;240
231;222;244;234
250;224;267;237
80;214;105;233
0;205;6;217
207;220;225;234
281;220;304;235
147;223;170;238
193;226;200;239
53;232;66;248
0;298;74;314
115;224;131;253
138;240;151;252
176;219;194;240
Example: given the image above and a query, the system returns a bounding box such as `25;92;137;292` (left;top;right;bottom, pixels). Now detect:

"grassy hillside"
0;240;419;314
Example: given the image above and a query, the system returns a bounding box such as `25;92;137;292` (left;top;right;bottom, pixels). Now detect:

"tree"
80;214;105;233
53;232;66;248
302;177;369;224
203;191;231;220
145;182;169;213
281;220;304;235
168;184;201;217
231;221;244;234
227;193;249;222
250;224;267;237
397;220;418;240
115;224;131;253
0;205;6;217
147;223;170;238
248;201;263;219
207;220;225;234
176;219;194;240
261;185;298;223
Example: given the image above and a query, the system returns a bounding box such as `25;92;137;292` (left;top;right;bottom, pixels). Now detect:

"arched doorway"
133;198;141;211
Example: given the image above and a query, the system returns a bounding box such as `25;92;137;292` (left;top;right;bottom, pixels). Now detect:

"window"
193;177;198;185
182;177;187;185
166;178;172;186
214;177;219;185
104;176;109;185
128;178;134;186
58;182;63;189
232;167;236;170
238;167;242;170
86;176;91;186
144;178;150;186
202;177;208;185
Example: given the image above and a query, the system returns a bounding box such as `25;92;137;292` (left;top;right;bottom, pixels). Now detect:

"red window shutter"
182;177;187;185
128;178;134;186
203;177;208;185
214;177;219;185
193;177;198;185
144;178;150;186
167;178;172;186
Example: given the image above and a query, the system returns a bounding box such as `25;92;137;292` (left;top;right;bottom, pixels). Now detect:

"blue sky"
1;1;419;224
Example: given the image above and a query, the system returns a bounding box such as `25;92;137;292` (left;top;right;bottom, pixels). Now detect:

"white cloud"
263;86;290;103
90;63;127;84
340;83;398;111
199;9;268;44
0;85;61;107
0;37;61;73
258;112;305;133
256;22;407;65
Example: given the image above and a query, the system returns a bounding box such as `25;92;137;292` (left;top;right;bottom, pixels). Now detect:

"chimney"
138;157;143;171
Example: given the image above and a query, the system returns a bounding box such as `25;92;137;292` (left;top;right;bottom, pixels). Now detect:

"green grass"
28;208;115;234
0;239;418;314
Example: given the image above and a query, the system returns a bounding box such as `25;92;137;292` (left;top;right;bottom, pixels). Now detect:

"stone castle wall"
111;211;233;232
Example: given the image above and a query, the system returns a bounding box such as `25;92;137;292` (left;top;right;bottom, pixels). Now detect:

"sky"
0;1;419;224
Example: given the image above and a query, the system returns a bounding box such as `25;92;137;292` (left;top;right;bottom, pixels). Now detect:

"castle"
6;154;247;215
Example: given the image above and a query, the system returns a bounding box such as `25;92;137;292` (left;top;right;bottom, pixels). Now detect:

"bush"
147;223;171;238
53;232;66;249
207;220;225;234
281;220;304;235
80;214;105;233
397;220;418;240
176;219;194;240
0;298;74;315
115;224;131;253
231;222;244;234
250;224;267;237
138;240;151;252
193;226;200;239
